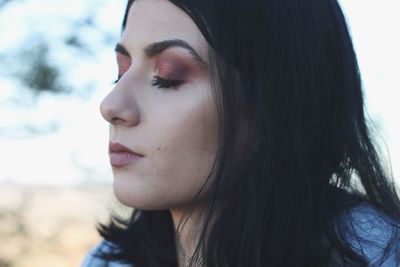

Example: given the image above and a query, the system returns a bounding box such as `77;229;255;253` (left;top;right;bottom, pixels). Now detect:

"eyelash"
152;75;183;89
113;75;183;89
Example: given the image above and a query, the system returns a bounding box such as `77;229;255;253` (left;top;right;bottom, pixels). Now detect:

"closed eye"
151;75;183;89
113;75;183;90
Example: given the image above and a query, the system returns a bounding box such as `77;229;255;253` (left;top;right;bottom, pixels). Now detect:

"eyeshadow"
157;61;190;80
155;54;194;81
116;53;131;75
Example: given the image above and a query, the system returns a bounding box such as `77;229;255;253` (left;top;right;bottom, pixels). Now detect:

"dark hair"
98;0;400;266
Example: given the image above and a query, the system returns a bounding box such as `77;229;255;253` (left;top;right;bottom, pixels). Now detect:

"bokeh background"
0;0;399;266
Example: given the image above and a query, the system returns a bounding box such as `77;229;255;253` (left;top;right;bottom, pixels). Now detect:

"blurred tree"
0;2;115;97
18;41;67;94
0;0;118;137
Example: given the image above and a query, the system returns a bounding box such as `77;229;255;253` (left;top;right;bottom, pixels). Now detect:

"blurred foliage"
0;1;117;137
0;1;115;97
65;35;85;49
17;41;67;94
0;36;70;98
0;259;12;267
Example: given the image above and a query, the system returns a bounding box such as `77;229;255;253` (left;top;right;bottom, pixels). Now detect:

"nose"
100;80;140;126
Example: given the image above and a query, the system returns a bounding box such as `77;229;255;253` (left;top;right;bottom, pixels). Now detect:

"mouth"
109;142;144;167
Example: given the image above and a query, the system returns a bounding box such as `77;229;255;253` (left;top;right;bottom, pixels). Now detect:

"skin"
100;0;218;264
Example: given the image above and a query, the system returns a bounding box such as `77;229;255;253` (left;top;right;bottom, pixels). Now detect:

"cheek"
112;80;219;210
148;92;219;204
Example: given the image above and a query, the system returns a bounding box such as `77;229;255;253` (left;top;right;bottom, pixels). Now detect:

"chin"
112;182;167;210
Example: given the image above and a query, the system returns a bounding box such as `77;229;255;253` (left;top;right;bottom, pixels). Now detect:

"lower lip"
109;152;144;167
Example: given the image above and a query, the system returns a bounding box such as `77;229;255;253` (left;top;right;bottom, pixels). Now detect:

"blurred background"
0;1;129;266
0;0;399;266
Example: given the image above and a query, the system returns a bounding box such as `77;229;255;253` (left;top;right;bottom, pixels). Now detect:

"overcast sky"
0;0;399;185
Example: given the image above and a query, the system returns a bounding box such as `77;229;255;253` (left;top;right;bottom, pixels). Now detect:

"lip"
109;142;144;167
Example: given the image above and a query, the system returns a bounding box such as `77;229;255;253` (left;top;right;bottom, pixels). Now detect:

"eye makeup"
116;53;131;78
155;53;192;82
114;44;203;88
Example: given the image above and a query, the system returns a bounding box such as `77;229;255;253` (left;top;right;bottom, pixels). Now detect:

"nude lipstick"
109;142;144;167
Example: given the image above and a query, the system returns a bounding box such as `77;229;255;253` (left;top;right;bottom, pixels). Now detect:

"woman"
81;0;400;266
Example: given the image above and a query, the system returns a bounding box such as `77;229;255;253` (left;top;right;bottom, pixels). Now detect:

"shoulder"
339;201;400;266
80;240;134;267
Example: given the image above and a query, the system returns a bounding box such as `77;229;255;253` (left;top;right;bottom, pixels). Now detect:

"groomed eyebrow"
114;39;207;67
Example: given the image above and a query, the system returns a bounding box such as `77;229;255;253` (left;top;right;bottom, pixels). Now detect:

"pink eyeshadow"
116;53;131;74
156;55;193;81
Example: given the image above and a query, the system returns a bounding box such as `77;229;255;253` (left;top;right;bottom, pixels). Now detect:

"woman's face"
100;0;218;210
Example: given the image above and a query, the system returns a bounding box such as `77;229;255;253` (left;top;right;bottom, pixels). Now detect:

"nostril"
99;96;119;123
111;117;124;124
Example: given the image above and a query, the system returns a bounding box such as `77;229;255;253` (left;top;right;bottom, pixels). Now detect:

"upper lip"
109;142;144;156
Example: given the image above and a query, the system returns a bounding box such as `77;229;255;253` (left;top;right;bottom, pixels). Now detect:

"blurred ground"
0;182;130;267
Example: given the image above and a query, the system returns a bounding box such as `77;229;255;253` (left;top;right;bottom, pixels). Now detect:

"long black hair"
98;0;400;266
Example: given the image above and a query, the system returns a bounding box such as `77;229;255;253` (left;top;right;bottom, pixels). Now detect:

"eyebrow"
115;39;207;67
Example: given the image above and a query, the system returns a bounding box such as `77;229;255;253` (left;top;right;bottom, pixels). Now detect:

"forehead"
121;0;208;60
